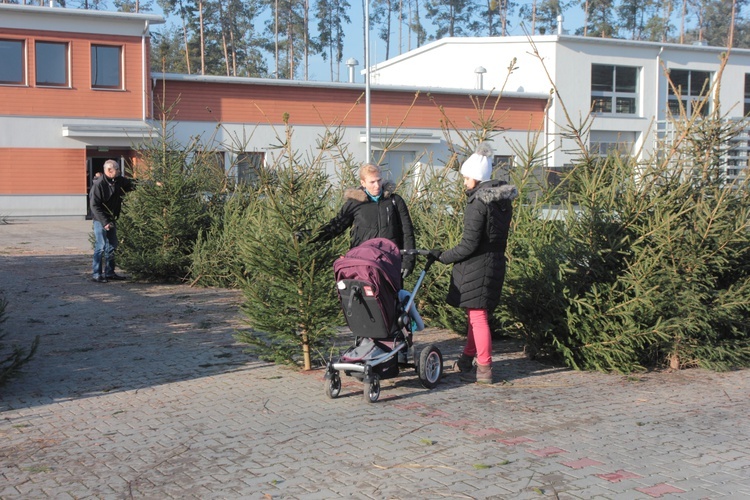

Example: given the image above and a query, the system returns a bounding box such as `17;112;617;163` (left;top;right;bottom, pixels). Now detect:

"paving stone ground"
1;218;749;499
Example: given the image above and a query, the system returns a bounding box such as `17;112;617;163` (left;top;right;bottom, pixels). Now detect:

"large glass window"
590;131;636;159
0;39;25;85
493;155;514;182
235;152;265;185
91;45;122;89
667;69;712;117
591;64;639;115
744;74;750;116
35;41;69;87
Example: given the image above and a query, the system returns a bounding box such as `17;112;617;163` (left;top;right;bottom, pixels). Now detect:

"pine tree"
0;295;39;386
234;123;345;369
117;121;227;282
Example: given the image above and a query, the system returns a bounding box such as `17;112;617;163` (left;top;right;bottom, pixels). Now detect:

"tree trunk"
218;0;230;76
302;331;311;370
680;0;686;43
304;0;309;80
177;0;191;74
275;0;280;78
583;0;589;36
199;0;205;75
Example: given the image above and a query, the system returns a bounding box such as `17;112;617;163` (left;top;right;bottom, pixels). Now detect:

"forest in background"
6;0;749;81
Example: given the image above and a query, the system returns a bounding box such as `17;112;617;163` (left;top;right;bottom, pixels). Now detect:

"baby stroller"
324;238;443;403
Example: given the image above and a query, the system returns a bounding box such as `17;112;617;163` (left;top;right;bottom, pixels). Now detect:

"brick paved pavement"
1;218;749;499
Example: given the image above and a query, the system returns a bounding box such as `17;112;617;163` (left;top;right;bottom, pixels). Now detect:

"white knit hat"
459;143;493;182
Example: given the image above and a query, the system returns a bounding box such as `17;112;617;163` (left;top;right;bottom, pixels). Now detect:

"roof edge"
0;3;165;24
151;72;550;100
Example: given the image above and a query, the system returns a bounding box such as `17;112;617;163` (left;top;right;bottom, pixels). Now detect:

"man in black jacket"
313;163;416;278
89;159;135;283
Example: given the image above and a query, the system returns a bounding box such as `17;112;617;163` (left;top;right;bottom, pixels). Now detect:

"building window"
745;74;750;116
591;64;639;115
493;155;514;182
91;45;122;89
0;39;25;85
235;152;265;185
667;69;711;117
35;41;69;87
590;131;636;159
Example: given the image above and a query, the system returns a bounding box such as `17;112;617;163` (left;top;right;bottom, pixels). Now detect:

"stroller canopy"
333;238;402;296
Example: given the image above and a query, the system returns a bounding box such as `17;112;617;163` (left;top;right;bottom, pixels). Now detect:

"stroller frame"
325;244;443;403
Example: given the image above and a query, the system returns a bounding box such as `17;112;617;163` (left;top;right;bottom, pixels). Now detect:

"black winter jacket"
440;180;517;310
315;182;416;263
89;175;135;226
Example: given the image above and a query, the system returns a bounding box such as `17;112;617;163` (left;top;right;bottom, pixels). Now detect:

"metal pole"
364;0;371;163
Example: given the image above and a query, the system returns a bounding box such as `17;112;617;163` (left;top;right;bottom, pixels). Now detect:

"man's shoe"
92;276;108;283
106;274;127;281
454;353;475;373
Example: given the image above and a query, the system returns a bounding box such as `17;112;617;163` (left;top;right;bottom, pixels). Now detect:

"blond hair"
359;163;381;180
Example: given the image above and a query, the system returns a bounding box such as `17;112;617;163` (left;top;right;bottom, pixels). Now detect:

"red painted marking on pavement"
596;470;642;482
442;419;475;428
561;458;604;469
423;410;451;418
528;447;567;457
636;484;686;497
466;427;504;437
393;403;426;410
497;436;535;445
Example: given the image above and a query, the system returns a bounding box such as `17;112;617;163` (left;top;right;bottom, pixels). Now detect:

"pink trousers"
462;308;492;366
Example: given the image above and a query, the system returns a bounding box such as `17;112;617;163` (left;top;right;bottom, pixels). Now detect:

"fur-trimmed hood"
344;181;397;202
474;183;518;204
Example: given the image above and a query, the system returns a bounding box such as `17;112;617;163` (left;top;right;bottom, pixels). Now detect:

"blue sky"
151;2;586;82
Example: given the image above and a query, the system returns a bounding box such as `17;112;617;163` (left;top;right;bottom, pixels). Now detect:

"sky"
151;1;587;83
283;2;588;83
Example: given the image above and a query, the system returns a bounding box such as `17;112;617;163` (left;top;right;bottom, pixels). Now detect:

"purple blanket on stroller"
333;238;403;332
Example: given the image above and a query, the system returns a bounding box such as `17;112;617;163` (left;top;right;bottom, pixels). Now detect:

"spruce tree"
0;294;39;385
234;124;347;369
117;123;227;282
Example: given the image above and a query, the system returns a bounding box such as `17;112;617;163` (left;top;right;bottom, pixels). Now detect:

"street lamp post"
364;0;371;163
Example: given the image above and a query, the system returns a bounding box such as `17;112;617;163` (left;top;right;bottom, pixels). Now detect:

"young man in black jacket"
313;163;416;278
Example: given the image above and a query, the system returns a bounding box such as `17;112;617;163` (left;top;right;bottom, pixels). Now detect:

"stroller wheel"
364;374;381;403
418;345;443;389
325;372;341;399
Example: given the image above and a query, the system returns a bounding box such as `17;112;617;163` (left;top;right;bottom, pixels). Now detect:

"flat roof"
0;3;165;25
152;72;551;101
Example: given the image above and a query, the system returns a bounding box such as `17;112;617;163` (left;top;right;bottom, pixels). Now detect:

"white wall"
372;35;750;171
167;121;533;182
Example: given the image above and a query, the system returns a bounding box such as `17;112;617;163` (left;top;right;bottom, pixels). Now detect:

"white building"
369;34;750;176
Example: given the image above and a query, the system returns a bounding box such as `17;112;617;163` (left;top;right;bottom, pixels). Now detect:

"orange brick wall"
155;81;547;131
0;149;85;194
0;28;146;120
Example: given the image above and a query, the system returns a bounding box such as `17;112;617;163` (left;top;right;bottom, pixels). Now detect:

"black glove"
427;249;442;263
294;229;312;241
401;255;415;279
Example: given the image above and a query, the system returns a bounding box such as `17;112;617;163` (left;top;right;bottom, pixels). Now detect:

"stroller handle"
401;249;434;256
400;248;441;273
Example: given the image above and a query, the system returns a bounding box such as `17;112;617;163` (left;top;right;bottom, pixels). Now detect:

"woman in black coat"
438;144;517;384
